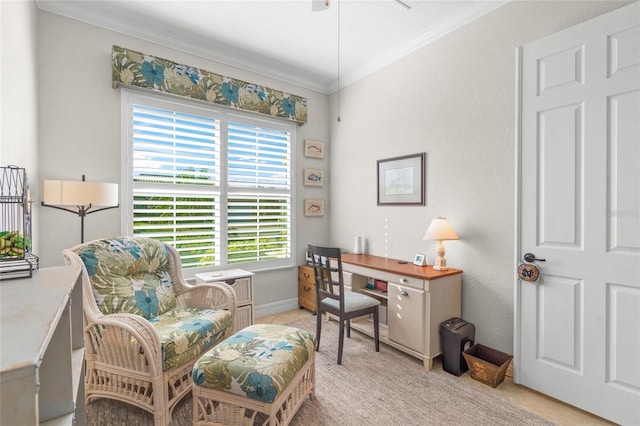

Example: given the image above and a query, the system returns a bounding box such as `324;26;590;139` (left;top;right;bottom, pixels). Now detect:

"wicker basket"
462;344;513;388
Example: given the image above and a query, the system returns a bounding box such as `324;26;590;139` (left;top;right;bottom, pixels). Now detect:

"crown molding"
37;0;509;95
336;1;509;93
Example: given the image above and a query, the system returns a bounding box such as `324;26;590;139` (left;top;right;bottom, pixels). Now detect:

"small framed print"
303;168;324;186
413;253;427;266
304;139;325;159
304;199;325;216
377;152;425;205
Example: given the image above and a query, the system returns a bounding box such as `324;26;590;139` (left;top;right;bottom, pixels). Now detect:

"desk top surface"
341;253;462;280
1;265;81;375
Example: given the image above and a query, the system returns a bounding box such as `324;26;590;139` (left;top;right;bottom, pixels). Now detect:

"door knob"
523;252;545;263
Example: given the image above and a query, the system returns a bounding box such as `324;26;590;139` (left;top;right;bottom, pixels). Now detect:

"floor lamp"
41;175;119;243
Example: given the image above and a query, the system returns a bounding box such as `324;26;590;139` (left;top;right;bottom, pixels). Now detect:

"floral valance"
112;45;307;125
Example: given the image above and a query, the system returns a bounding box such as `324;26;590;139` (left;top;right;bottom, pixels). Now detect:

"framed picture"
377;152;425;205
304;199;325;216
413;253;427;266
303;168;324;186
304;139;325;159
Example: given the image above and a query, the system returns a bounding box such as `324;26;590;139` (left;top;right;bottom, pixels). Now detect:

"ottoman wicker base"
192;324;316;426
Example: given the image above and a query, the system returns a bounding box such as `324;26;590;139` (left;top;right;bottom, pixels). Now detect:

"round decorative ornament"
518;262;539;282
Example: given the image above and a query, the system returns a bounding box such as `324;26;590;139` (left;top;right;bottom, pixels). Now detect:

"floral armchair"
64;237;237;426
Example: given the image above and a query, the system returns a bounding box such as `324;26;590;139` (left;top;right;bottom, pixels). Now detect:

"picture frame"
304;199;325;216
413;253;427;266
304;139;325;159
377;152;425;205
303;168;324;186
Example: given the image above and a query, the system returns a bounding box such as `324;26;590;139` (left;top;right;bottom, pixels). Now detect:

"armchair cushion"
75;237;177;318
150;306;233;370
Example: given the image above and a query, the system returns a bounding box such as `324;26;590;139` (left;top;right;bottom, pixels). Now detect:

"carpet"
86;316;553;425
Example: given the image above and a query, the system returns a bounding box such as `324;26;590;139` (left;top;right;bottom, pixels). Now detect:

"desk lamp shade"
423;217;459;271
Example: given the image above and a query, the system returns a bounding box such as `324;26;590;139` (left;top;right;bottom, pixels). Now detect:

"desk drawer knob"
400;290;409;297
399;277;408;284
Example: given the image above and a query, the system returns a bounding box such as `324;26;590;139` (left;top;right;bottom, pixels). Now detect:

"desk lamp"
423;217;459;271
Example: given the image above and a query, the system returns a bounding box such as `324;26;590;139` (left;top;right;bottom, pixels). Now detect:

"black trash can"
440;317;475;376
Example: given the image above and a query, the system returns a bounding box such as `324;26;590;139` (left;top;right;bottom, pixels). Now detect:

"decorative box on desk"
195;269;254;330
341;253;462;370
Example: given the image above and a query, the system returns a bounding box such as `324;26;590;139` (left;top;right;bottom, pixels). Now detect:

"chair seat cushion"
320;291;380;313
149;306;233;370
192;324;316;403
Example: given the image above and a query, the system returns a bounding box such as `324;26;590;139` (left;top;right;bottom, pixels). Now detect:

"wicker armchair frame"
64;239;237;426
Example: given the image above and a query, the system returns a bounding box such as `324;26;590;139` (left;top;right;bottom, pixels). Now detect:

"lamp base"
433;256;448;271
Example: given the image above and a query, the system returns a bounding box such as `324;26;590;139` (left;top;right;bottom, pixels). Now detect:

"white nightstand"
195;269;255;330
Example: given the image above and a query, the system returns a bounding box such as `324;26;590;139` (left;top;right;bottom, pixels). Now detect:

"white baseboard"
254;298;299;319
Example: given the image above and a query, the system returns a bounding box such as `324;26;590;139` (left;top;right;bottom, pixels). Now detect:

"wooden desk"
341;253;463;370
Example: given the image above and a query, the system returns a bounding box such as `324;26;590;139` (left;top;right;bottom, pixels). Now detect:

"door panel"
516;3;640;424
608;90;640;252
608;283;640;391
537;276;582;371
538;103;582;247
608;25;640;77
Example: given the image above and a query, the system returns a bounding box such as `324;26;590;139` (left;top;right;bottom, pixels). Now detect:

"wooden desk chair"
308;244;380;364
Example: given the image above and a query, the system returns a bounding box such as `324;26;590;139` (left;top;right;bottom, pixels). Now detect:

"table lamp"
423;217;459;270
41;175;119;243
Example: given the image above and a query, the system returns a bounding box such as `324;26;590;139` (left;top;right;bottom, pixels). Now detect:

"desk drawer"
343;264;424;290
298;265;314;285
388;283;425;353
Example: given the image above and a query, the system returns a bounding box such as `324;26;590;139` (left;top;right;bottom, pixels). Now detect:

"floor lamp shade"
43;180;118;207
42;178;119;243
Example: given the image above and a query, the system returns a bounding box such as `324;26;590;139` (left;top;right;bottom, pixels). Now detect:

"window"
123;91;294;271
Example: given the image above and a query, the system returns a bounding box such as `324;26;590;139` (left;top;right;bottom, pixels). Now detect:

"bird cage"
0;165;39;279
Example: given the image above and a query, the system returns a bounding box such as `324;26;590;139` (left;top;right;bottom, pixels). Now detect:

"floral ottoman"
192;323;316;426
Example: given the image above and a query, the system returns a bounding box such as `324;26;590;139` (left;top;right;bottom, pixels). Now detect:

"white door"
516;3;640;425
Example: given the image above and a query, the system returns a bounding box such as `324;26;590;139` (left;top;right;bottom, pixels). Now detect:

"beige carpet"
86;316;552;425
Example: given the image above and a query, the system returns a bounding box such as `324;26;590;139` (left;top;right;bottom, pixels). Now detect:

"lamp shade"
43;180;118;207
423;217;459;241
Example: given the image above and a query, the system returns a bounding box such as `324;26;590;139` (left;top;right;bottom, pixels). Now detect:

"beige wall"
36;11;330;312
329;1;630;352
1;0;40;251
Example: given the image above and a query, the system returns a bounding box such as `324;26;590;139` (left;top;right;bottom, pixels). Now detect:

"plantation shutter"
227;121;292;264
131;104;221;268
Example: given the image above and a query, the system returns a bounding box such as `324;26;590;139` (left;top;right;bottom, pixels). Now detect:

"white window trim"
120;89;297;273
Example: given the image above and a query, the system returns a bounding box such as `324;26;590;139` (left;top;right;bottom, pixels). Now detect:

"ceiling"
36;0;508;94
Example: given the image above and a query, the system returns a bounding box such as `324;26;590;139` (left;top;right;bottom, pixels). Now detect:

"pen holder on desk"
354;236;364;254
